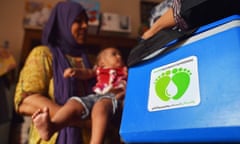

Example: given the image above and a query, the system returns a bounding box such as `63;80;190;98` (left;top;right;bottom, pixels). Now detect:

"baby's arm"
64;67;96;80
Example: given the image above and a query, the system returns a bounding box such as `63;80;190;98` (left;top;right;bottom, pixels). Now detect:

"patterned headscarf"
42;1;90;143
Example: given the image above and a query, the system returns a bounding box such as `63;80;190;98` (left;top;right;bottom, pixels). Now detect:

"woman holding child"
14;1;125;144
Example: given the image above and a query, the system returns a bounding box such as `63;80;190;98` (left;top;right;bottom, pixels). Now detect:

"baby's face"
101;48;124;68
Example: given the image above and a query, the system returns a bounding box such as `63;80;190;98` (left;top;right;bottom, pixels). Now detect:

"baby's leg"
32;107;55;141
32;99;86;141
90;98;114;144
50;98;86;128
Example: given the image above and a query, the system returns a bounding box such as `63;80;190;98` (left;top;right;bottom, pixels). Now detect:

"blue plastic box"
120;15;240;143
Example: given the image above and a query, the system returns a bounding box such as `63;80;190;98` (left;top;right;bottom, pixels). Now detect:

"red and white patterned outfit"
93;67;127;95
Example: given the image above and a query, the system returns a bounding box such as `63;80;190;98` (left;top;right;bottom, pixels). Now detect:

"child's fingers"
32;108;42;119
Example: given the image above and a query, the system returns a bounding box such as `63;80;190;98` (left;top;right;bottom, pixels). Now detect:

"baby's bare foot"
32;107;54;141
32;108;42;119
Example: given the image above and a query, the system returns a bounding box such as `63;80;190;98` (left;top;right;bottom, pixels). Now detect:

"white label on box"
148;56;200;112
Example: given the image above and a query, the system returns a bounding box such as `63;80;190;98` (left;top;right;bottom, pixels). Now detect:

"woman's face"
71;13;88;44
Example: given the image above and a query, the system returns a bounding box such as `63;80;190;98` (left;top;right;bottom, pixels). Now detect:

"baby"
32;47;127;144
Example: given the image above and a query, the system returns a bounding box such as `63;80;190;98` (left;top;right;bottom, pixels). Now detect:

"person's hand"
141;29;155;40
142;8;176;40
123;66;128;77
63;68;75;78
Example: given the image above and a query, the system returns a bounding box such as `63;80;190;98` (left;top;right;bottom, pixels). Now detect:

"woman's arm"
14;46;60;117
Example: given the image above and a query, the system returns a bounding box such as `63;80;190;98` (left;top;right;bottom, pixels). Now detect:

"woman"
32;47;127;144
14;1;122;144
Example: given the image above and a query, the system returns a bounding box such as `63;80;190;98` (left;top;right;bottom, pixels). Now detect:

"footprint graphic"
171;68;191;100
154;68;191;101
154;70;171;101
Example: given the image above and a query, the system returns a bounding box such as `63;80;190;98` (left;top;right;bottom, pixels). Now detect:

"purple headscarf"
42;1;90;144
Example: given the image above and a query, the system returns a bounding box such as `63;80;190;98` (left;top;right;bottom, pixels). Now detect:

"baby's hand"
63;68;75;78
123;66;128;77
110;80;127;101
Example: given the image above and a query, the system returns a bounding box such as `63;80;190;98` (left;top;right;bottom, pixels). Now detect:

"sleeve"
14;46;53;112
149;0;174;26
179;0;240;29
172;0;189;30
149;0;189;30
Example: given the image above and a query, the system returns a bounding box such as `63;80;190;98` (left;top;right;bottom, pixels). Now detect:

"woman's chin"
76;39;85;44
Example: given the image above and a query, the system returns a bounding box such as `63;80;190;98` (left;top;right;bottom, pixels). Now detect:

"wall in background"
0;0;145;66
